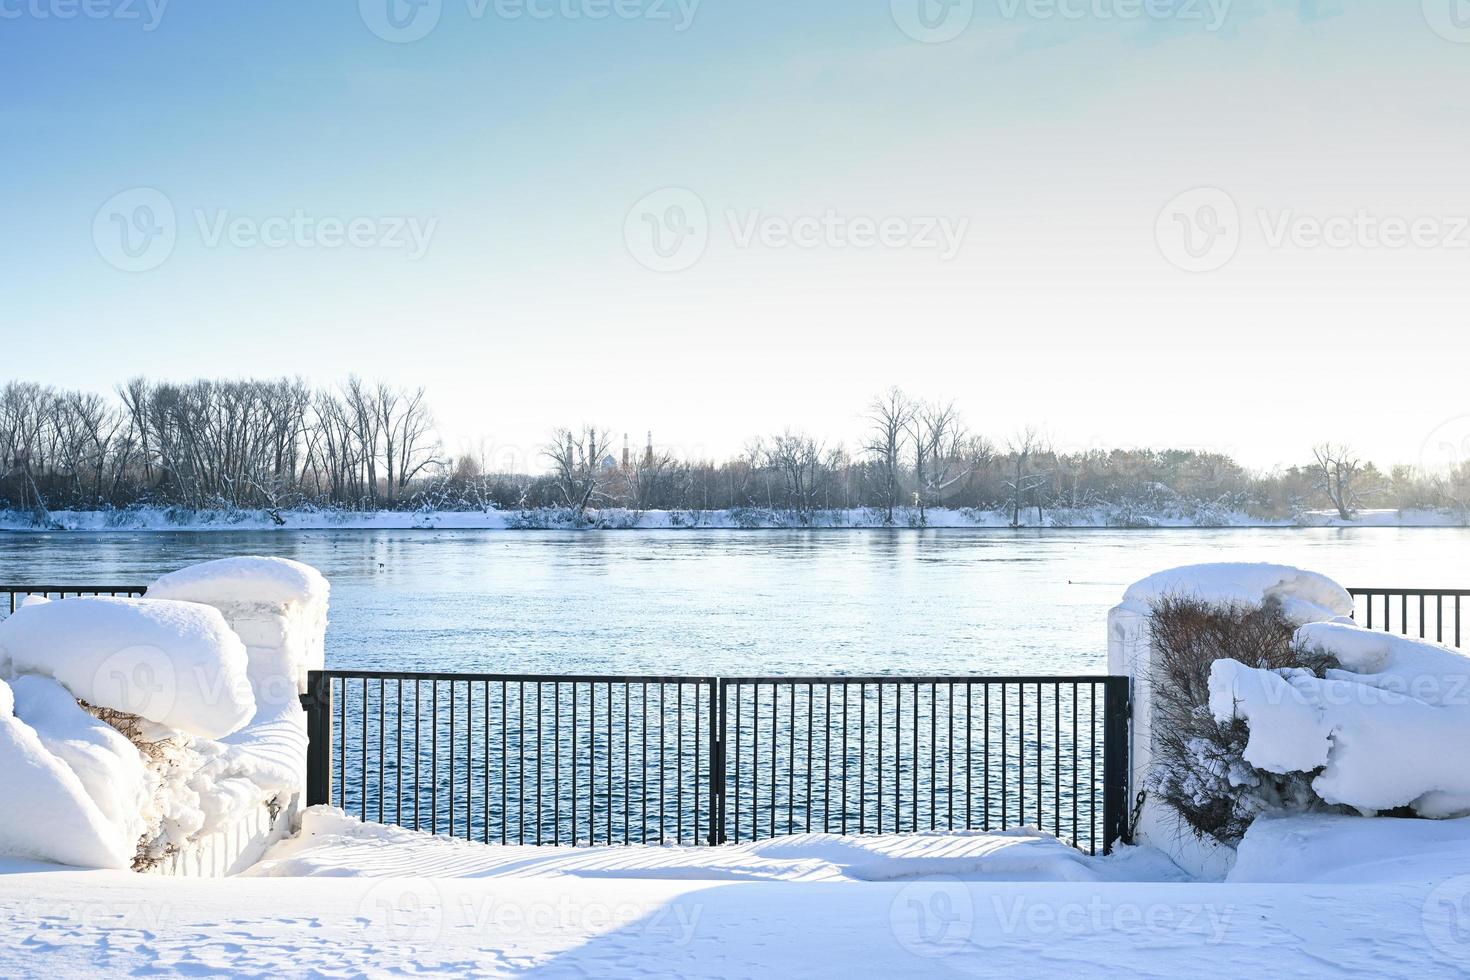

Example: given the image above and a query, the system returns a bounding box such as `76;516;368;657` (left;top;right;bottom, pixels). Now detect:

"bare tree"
907;401;990;525
863;387;913;525
1004;426;1049;527
544;426;613;517
762;430;834;523
1313;442;1363;520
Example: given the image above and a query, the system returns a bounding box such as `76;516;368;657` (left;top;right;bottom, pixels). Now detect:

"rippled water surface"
2;528;1464;675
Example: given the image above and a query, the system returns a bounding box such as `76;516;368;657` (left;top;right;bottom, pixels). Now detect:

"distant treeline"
1;379;1466;524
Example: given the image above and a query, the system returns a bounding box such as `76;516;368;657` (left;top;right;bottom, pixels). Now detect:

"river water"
1;528;1463;675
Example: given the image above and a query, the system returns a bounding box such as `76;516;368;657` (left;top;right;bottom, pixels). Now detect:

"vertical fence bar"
303;671;332;806
1102;676;1130;855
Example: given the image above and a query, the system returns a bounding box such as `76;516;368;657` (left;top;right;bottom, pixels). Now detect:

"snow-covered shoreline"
2;506;1466;533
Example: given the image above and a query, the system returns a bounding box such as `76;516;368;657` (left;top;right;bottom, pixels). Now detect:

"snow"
1108;562;1357;879
246;807;1185;884
5;810;1470;977
0;596;255;740
1208;623;1470;818
1117;561;1354;625
8;676;153;861
150;556;328;715
1230;811;1470;884
0;678;133;869
3;504;1466;532
1299;621;1470;706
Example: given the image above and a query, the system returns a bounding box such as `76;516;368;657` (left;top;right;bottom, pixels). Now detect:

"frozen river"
1;528;1463;675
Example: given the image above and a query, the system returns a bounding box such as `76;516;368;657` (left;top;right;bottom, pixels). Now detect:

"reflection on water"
0;528;1464;675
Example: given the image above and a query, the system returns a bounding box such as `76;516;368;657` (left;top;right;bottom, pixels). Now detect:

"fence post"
709;678;725;846
302;671;332;807
1101;676;1131;854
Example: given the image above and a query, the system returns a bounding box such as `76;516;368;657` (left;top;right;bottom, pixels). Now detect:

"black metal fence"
306;670;1131;855
305;672;720;848
3;585;147;615
1349;588;1469;647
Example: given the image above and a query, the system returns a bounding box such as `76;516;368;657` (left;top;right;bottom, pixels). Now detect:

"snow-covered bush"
1143;596;1344;844
1209;623;1470;820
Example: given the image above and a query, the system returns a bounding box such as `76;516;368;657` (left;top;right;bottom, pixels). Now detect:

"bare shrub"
1144;596;1344;845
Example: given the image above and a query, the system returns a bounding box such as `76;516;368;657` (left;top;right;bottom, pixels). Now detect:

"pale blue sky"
4;1;1468;470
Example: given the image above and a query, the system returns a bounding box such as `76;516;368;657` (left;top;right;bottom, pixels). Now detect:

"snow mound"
1299;622;1470;706
150;556;329;609
1209;624;1470;818
9;675;154;856
1120;562;1353;624
0;596;254;740
1229;811;1470;883
0;678;134;869
247;807;1185;883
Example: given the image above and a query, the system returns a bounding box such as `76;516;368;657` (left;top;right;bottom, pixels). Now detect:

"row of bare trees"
0;378;440;515
5;377;1466;521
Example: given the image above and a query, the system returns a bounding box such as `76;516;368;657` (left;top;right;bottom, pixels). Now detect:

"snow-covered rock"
0;596;255;739
1107;562;1355;878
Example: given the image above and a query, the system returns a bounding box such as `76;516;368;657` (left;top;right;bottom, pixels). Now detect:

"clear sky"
4;0;1468;472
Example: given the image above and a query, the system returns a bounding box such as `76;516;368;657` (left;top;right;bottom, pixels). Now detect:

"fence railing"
3;585;148;615
305;672;720;848
1348;589;1469;647
305;670;1131;855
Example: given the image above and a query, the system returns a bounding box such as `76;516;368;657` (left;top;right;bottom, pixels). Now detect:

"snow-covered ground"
2;505;1465;532
5;807;1469;978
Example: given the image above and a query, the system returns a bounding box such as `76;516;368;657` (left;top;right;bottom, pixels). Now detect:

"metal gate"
304;671;1130;854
